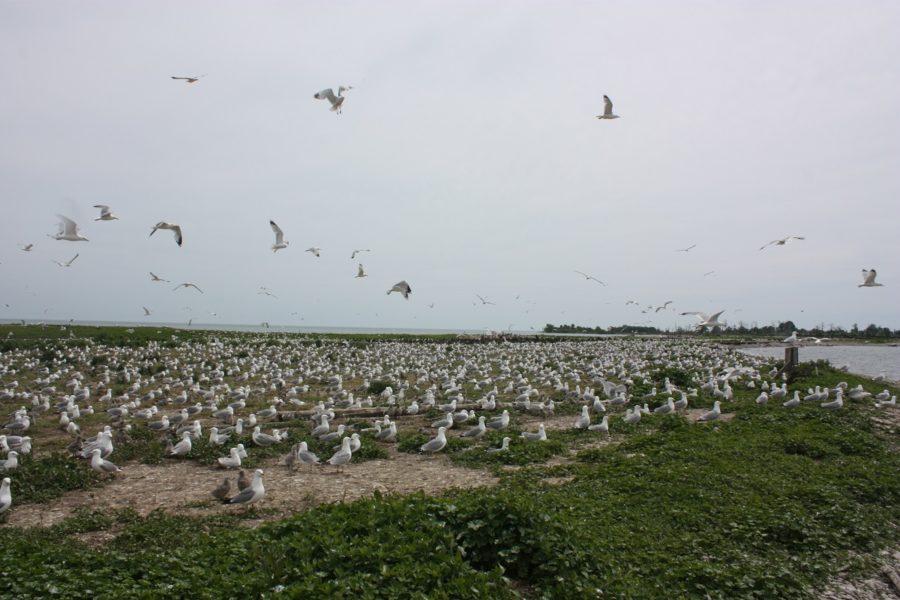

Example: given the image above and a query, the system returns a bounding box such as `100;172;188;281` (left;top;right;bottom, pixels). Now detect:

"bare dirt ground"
5;448;498;529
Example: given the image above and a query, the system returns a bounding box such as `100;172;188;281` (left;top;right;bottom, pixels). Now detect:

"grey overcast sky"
1;0;898;331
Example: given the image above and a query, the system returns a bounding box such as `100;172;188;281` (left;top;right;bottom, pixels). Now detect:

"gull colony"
0;334;896;518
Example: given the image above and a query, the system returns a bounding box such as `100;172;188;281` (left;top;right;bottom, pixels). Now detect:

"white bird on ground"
51;254;79;268
173;283;204;294
653;398;675;414
420;427;448;453
168;432;192;456
296;442;320;467
0;477;10;515
328;437;353;471
859;269;884;288
268;220;289;252
876;396;897;408
680;311;726;330
755;392;769;405
149;272;169;283
387;281;412;299
623;407;641;424
355;264;367;278
90;448;121;475
588;415;610;433
486;437;511;453
305;247;321;257
229;469;265;505
171;75;206;83
150;222;183;246
574;270;606;285
697;401;721;422
314;86;352;113
487;410;510;430
521;423;547;441
50;215;89;242
252;426;279;447
93;205;118;221
0;451;18;471
783;392;801;408
575;405;591;429
759;236;804;251
596;95;620;119
217;447;242;468
351;249;370;260
821;392;843;410
461;416;487;438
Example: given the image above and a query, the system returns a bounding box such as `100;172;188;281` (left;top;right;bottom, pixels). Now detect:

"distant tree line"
544;321;900;338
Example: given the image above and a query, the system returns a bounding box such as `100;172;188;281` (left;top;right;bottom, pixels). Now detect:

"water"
740;345;900;381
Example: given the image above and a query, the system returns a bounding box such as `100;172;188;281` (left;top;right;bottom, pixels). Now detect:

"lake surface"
740;345;900;381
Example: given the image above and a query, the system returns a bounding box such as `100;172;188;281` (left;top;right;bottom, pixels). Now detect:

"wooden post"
784;347;799;375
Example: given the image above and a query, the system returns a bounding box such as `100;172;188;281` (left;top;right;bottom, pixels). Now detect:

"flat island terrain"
1;325;899;599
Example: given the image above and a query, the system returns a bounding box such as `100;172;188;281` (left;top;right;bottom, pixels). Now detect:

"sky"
1;0;898;332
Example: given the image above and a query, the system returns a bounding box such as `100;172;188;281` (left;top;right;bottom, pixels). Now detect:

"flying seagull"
350;249;370;260
19;244;34;252
258;290;278;298
676;244;696;252
387;281;411;299
173;283;204;294
596;95;620;120
654;301;673;312
149;272;170;283
475;294;495;306
49;215;89;242
150;222;183;247
859;269;884;288
171;75;206;83
759;236;804;251
314;86;352;114
680;310;726;329
93;205;118;221
142;306;152;316
269;220;288;252
355;264;367;278
306;247;321;257
51;254;79;268
574;270;606;285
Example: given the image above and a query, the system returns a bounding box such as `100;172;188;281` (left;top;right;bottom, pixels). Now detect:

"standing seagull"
355;264;368;278
173;283;204;294
387;281;412;299
149;272;170;283
574;270;606;285
229;469;265;505
596;95;620;120
93;205;118;221
171;75;206;83
51;254;79;268
759;236;804;251
314;86;352;114
49;215;89;242
859;269;884;288
269;221;289;252
150;222;183;247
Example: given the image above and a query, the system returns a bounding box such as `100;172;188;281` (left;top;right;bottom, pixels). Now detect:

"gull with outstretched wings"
759;236;804;251
314;86;352;114
574;270;606;286
150;222;183;247
51;254;79;268
859;269;884;288
173;283;204;294
269;220;289;252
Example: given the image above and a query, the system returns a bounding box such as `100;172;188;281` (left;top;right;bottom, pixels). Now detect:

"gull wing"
269;220;284;245
314;88;338;105
56;215;78;236
603;95;614;116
